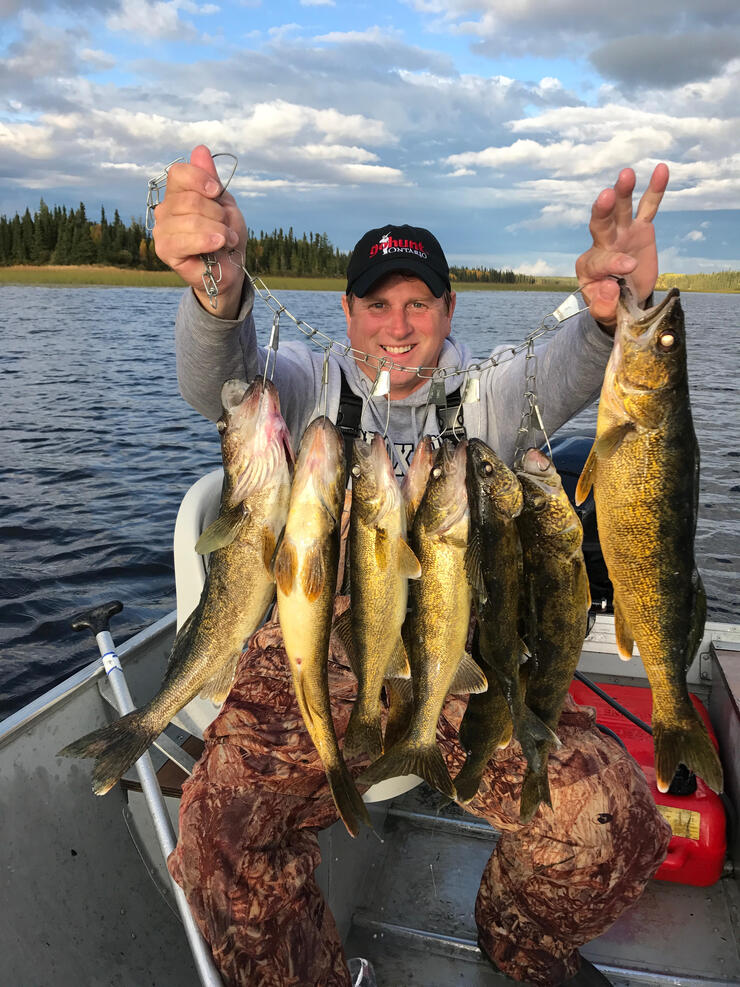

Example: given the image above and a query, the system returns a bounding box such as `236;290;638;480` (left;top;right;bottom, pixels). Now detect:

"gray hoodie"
175;283;613;473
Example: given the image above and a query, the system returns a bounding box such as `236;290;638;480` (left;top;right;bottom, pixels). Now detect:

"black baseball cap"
346;223;451;298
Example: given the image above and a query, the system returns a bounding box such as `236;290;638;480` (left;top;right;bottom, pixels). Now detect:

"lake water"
1;284;738;719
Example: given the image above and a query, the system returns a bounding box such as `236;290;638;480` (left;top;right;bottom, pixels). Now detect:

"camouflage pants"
169;600;670;987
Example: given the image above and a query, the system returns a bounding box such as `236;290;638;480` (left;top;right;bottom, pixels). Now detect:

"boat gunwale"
0;610;177;748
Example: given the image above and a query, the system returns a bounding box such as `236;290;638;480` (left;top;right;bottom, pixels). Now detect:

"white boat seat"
170;471;421;803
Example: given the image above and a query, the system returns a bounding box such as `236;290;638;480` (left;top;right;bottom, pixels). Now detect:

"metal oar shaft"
90;625;223;987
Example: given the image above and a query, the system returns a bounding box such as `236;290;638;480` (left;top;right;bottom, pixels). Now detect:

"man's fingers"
613;168;636;231
577;246;636;283
190;144;221;189
588;188;617;245
165;150;223;200
635;163;669;223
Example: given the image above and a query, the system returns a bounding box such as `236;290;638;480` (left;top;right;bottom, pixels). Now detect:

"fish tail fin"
359;741;456;801
326;761;371;838
58;711;157;796
519;761;552;824
454;758;486;805
653;710;723;795
514;706;560;766
343;706;384;763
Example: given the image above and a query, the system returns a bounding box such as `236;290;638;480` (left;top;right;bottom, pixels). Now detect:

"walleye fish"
576;285;722;795
60;378;293;795
274;417;370;836
339;434;420;762
456;439;557;804
360;440;486;801
516;448;590;823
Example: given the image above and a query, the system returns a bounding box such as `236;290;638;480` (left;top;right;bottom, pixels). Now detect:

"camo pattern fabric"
168;591;670;987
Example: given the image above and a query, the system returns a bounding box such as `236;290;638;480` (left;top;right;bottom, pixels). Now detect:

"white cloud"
684;230;705;242
301;0;334;6
79;47;116;70
507;203;587;232
106;0;195;39
513;258;558;277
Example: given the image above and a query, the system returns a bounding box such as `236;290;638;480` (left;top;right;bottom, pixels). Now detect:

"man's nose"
385;306;411;337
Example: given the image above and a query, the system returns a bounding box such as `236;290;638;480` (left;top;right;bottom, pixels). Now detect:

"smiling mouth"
381;344;415;355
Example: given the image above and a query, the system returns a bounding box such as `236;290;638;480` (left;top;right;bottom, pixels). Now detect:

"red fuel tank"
569;681;726;887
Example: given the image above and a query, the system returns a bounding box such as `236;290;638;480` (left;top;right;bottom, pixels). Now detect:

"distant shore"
0;265;578;292
0;265;737;293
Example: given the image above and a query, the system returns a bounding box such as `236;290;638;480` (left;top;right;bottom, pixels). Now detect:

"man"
154;148;671;986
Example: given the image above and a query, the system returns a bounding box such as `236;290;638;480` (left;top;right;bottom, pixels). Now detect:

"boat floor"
326;786;740;987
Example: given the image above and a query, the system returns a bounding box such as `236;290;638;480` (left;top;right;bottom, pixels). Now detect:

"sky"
1;0;739;275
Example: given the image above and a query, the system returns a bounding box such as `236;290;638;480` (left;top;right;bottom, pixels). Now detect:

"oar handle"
71;600;123;636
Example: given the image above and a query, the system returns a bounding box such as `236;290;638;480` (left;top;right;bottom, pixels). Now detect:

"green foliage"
0;201;167;270
657;271;740;292
449;265;535;285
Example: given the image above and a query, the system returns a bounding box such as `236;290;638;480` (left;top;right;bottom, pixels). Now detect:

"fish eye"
658;332;676;349
216;419;227;434
483;462;493;476
351;464;361;478
432;466;442;479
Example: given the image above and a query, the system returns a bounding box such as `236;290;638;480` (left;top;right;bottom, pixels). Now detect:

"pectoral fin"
302;543;326;602
575;424;634;505
195;503;249;554
398;538;421;579
274;539;297;595
261;526;277;574
375;526;389;569
613;594;634;660
199;652;240;704
386;636;411;679
464;530;486;599
451;653;488;695
333;608;359;678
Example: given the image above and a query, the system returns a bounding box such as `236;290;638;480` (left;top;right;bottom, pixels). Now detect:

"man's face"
341;273;456;400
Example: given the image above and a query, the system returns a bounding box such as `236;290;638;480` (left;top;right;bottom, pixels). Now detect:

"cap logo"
369;231;428;260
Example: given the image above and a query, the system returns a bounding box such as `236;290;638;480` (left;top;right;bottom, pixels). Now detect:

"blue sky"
1;0;738;274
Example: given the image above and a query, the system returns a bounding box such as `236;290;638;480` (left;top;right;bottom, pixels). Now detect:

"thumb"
190;144;220;184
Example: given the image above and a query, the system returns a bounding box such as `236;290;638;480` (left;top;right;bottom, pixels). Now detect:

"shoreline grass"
1;265;737;293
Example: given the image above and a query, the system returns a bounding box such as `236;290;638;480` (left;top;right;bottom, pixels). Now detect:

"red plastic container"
569;680;726;886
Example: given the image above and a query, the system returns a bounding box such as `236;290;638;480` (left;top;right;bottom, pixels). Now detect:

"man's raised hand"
152;145;247;319
576;164;669;329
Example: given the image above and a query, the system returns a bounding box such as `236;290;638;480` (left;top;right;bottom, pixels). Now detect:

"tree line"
0;201;160;269
449;265;534;285
0;201;543;284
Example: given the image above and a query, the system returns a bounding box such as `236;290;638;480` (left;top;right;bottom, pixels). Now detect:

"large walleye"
340;434;420;762
360;440;487;801
274;417;370;836
516;448;590;823
576;285;722;795
456;439;556;804
60;378;294;795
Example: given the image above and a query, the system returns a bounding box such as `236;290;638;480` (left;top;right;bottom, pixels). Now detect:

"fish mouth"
618;283;680;338
516;448;558;495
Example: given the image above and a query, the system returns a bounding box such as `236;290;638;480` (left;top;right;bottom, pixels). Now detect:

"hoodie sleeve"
174;281;329;443
481;309;613;465
175;282;259;422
